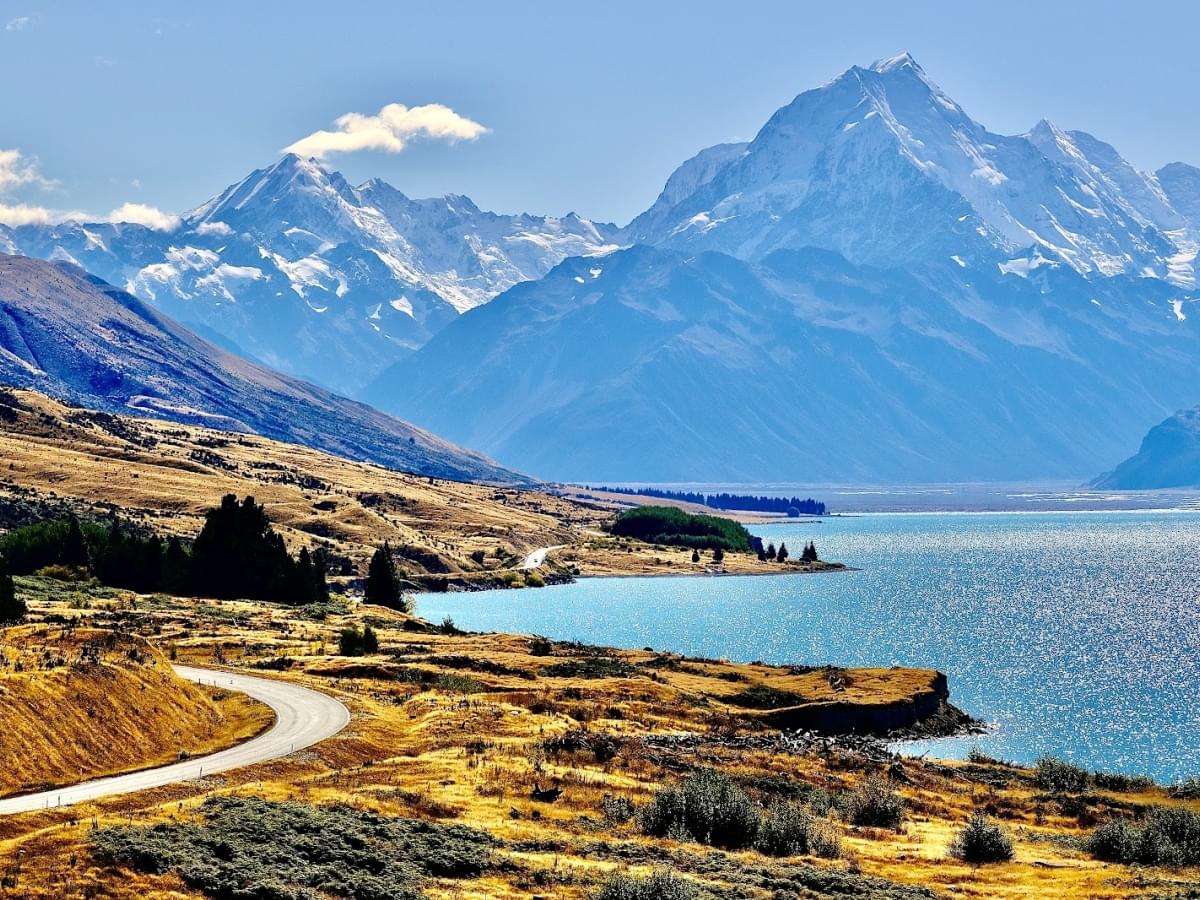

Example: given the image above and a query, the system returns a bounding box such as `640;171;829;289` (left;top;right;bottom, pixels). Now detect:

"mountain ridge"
0;154;618;394
0;252;526;484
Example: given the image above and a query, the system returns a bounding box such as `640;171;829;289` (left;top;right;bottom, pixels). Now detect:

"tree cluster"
0;497;329;606
611;506;753;552
0;554;25;623
750;538;818;563
589;486;827;516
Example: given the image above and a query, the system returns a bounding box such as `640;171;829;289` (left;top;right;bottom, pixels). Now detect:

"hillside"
0;624;269;797
0;388;824;582
0;253;522;484
1092;406;1200;488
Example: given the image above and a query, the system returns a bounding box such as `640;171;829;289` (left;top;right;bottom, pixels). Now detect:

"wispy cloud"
0;147;176;230
0;149;55;192
4;16;31;32
283;102;488;159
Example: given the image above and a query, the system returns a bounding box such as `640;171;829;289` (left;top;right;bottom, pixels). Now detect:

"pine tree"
0;554;24;623
713;546;725;563
62;513;89;568
691;548;700;563
777;542;789;562
161;536;192;595
362;623;379;654
766;542;777;561
311;549;329;603
365;543;405;611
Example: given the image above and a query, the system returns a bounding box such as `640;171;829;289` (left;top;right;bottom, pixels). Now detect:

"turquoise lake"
418;509;1200;782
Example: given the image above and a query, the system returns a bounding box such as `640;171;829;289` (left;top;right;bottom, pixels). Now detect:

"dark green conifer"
0;554;24;623
365;543;405;611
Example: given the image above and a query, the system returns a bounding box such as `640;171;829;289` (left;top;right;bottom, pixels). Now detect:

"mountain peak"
868;51;923;75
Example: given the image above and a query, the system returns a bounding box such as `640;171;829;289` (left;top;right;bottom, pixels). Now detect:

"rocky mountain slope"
0;155;617;393
366;244;1200;481
1092;407;1200;489
0;253;522;483
363;54;1200;481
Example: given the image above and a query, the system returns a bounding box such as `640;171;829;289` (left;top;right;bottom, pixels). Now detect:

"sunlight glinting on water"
420;510;1200;780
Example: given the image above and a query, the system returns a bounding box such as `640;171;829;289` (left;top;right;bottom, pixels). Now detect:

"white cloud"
195;220;233;236
5;16;31;32
106;202;179;231
0;148;54;192
283;102;488;159
0;202;54;226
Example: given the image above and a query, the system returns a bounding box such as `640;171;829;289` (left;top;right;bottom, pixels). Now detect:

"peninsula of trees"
587;486;827;517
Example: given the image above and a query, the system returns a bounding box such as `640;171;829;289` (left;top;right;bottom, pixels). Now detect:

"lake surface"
419;510;1200;782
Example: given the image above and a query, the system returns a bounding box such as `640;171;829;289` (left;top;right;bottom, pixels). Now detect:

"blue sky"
1;0;1197;226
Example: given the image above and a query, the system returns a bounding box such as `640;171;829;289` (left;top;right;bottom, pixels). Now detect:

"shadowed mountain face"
0;253;525;484
1093;408;1200;489
365;245;1200;482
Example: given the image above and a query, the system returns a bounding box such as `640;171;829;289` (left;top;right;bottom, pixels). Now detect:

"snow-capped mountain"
625;53;1199;288
0;154;618;394
365;54;1200;482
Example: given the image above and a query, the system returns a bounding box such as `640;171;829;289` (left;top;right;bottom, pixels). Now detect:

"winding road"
520;545;564;569
0;665;350;816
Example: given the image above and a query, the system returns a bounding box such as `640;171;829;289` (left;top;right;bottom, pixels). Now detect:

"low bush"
949;813;1015;863
842;775;906;830
755;801;842;858
640;769;762;848
593;870;698;900
338;624;379;656
1086;807;1200;866
1168;776;1200;799
91;795;493;900
1092;770;1155;793
1034;756;1090;793
639;770;841;858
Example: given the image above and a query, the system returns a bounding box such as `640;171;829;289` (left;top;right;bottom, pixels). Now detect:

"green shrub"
949;813;1015;863
842;775;905;830
593;870;698;900
755;801;842;858
1085;818;1140;862
1086;807;1200;866
640;769;761;849
1092;771;1155;793
529;635;554;656
1168;776;1200;799
610;506;752;553
1034;757;1090;794
338;624;378;656
91;795;493;900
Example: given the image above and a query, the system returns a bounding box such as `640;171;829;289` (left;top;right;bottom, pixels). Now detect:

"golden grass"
0;625;271;799
0;388;838;583
0;588;1190;898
